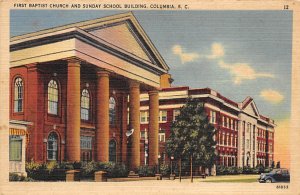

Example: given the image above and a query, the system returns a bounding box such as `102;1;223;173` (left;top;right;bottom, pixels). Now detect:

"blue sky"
10;10;292;120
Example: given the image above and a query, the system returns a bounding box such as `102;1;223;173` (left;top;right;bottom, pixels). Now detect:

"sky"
10;10;292;121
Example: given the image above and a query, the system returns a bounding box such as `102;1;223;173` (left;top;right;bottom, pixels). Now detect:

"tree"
166;98;217;182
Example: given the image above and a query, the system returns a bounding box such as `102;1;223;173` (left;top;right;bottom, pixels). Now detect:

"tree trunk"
179;158;182;182
190;155;193;183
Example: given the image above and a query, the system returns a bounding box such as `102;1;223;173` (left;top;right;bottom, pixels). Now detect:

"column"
254;126;257;167
237;120;243;167
121;94;128;164
129;81;140;170
66;59;81;162
96;71;109;162
148;90;159;167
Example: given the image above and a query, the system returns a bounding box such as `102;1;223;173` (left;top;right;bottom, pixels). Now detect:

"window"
222;133;225;145
47;132;58;160
109;97;116;124
173;109;180;121
159;133;165;142
140;111;149;123
235;121;238;130
227;118;229;128
9;136;22;161
81;89;90;120
230;119;233;129
140;131;146;139
210;110;216;124
235;135;237;147
14;77;23;112
80;136;92;150
269;144;273;153
48;80;59;115
109;140;117;162
226;133;229;146
159;110;167;122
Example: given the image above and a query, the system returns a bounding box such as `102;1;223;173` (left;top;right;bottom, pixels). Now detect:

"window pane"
47;133;58;160
48;80;58;115
14;78;23;112
109;140;117;162
9;139;22;161
109;97;116;124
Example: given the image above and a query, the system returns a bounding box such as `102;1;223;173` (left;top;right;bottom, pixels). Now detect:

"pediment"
88;22;153;63
242;99;259;117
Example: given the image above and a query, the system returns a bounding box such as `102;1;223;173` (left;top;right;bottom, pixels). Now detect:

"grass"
202;178;258;183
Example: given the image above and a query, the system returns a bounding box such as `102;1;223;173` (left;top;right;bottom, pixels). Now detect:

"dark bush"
137;165;156;177
159;164;170;176
97;162;128;178
9;173;25;181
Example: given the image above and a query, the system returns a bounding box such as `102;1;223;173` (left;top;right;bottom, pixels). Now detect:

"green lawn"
202;178;258;183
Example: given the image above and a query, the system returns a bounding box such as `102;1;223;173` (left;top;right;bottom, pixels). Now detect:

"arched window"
14;77;23;112
48;80;58;115
81;89;90;120
47;132;58;160
109;140;117;162
109;97;116;124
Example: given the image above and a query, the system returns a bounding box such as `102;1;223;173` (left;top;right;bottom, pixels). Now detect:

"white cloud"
207;42;225;59
218;60;275;84
260;89;284;104
172;45;200;64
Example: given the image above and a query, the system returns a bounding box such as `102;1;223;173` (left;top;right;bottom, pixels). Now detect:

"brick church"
9;12;171;174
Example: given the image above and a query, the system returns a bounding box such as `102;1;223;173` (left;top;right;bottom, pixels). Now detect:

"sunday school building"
9;12;275;176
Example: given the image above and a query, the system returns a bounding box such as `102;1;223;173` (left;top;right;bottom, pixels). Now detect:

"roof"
11;12;169;72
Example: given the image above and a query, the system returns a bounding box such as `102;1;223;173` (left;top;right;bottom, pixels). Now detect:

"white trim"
204;103;221;112
10;120;33;126
140;104;185;111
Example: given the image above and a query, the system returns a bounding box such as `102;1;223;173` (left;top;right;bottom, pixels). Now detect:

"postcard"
0;0;299;194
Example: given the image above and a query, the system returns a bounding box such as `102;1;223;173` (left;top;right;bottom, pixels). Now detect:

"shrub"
243;166;255;174
160;164;170;176
81;161;99;178
9;173;25;181
26;160;46;181
59;161;74;170
137;165;156;177
237;167;243;174
46;161;59;173
26;161;66;181
97;162;128;178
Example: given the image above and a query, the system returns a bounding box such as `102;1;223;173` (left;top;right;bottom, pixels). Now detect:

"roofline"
144;86;275;124
11;11;170;72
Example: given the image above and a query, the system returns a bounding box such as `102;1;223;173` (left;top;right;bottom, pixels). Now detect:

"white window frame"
140;111;149;124
48;80;59;115
81;89;90;120
210;110;216;124
80;136;92;150
159;133;165;142
14;77;23;113
47;133;58;161
159;110;167;123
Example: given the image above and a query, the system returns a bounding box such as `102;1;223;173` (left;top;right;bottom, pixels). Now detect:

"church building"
9;12;171;175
